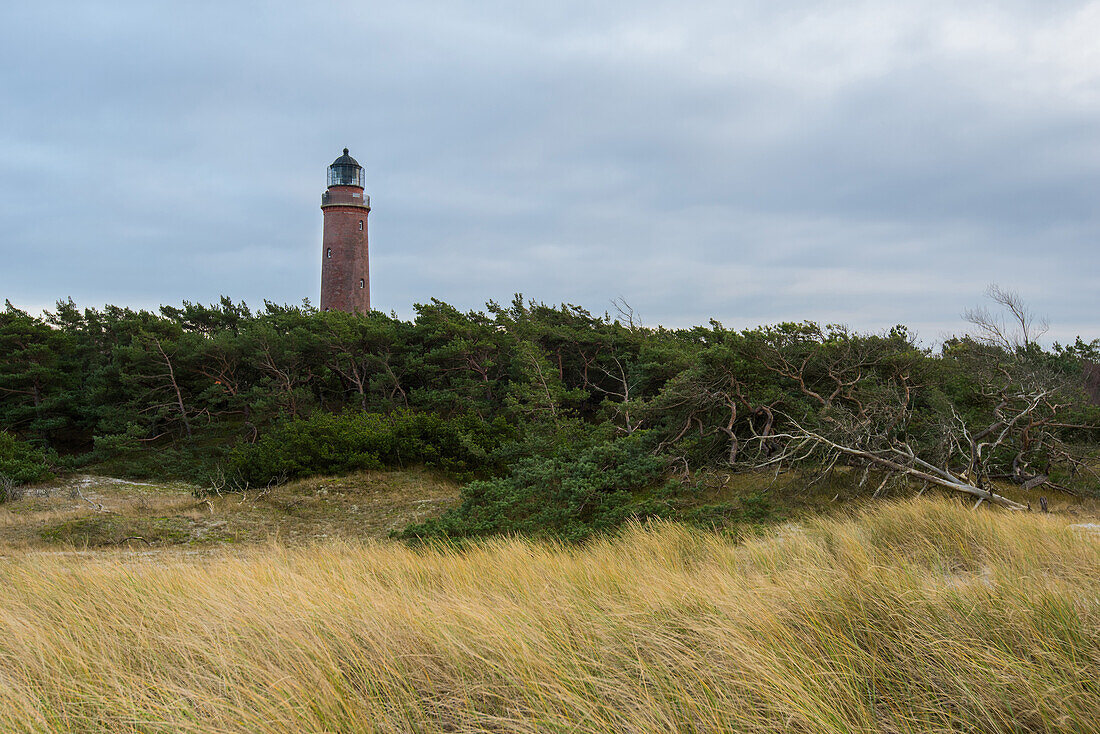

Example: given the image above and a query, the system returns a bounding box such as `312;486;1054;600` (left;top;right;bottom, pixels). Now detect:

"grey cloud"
0;0;1097;344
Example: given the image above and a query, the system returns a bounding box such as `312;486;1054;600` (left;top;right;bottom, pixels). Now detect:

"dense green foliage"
229;410;511;486
0;430;52;486
1;294;1098;536
402;431;674;542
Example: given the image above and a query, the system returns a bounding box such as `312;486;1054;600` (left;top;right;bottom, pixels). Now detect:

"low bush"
0;431;52;489
228;410;512;486
89;424;228;482
401;432;676;542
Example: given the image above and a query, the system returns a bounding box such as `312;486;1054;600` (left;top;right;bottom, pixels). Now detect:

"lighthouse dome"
327;148;364;187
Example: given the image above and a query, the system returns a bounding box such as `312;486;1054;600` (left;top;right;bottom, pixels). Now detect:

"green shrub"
0;431;52;487
228;410;512;486
88;423;229;482
401;432;676;542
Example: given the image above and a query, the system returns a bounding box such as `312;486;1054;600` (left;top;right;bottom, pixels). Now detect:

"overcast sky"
1;1;1097;343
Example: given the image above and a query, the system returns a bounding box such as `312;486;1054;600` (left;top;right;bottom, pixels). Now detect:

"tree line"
2;293;1098;534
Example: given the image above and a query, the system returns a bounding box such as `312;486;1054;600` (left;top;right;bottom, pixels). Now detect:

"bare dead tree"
756;412;1028;510
749;349;1092;511
964;284;1049;351
611;297;641;332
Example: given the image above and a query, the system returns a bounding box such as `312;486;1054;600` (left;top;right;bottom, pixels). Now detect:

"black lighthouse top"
327;148;364;187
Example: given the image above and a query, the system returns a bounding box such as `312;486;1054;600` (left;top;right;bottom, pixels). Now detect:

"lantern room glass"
328;163;363;187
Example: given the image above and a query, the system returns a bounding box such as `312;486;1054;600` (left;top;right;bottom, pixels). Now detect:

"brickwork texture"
320;185;370;313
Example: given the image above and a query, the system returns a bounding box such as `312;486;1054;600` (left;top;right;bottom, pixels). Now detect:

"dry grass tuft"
0;498;1097;732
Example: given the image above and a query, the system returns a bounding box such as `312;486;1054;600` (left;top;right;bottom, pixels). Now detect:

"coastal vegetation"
2;292;1097;537
1;293;1099;732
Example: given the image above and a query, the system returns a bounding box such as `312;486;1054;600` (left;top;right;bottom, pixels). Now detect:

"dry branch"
762;424;1027;510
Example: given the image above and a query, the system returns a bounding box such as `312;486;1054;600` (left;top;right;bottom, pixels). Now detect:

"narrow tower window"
326;248;332;258
359;279;365;289
358;220;364;231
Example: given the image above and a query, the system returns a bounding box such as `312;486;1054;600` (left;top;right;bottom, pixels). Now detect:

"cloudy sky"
1;1;1098;342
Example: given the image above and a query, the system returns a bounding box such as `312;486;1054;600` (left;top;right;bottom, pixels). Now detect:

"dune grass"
0;498;1097;733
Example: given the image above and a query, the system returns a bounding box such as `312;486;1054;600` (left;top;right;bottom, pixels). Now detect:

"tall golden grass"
0;498;1097;733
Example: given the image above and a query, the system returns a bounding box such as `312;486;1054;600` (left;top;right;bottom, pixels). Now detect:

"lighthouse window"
326;248;332;258
359;279;365;289
358;220;363;231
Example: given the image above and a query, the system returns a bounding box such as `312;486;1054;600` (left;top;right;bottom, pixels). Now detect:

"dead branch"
760;424;1027;510
964;283;1049;351
76;489;114;514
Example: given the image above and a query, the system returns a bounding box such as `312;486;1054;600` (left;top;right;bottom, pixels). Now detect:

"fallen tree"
645;297;1098;508
743;334;1098;509
759;419;1027;510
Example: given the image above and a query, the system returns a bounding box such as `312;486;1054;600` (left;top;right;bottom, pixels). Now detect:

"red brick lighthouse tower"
320;148;371;313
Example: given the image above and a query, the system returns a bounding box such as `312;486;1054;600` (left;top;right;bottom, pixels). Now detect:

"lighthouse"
320;148;371;313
